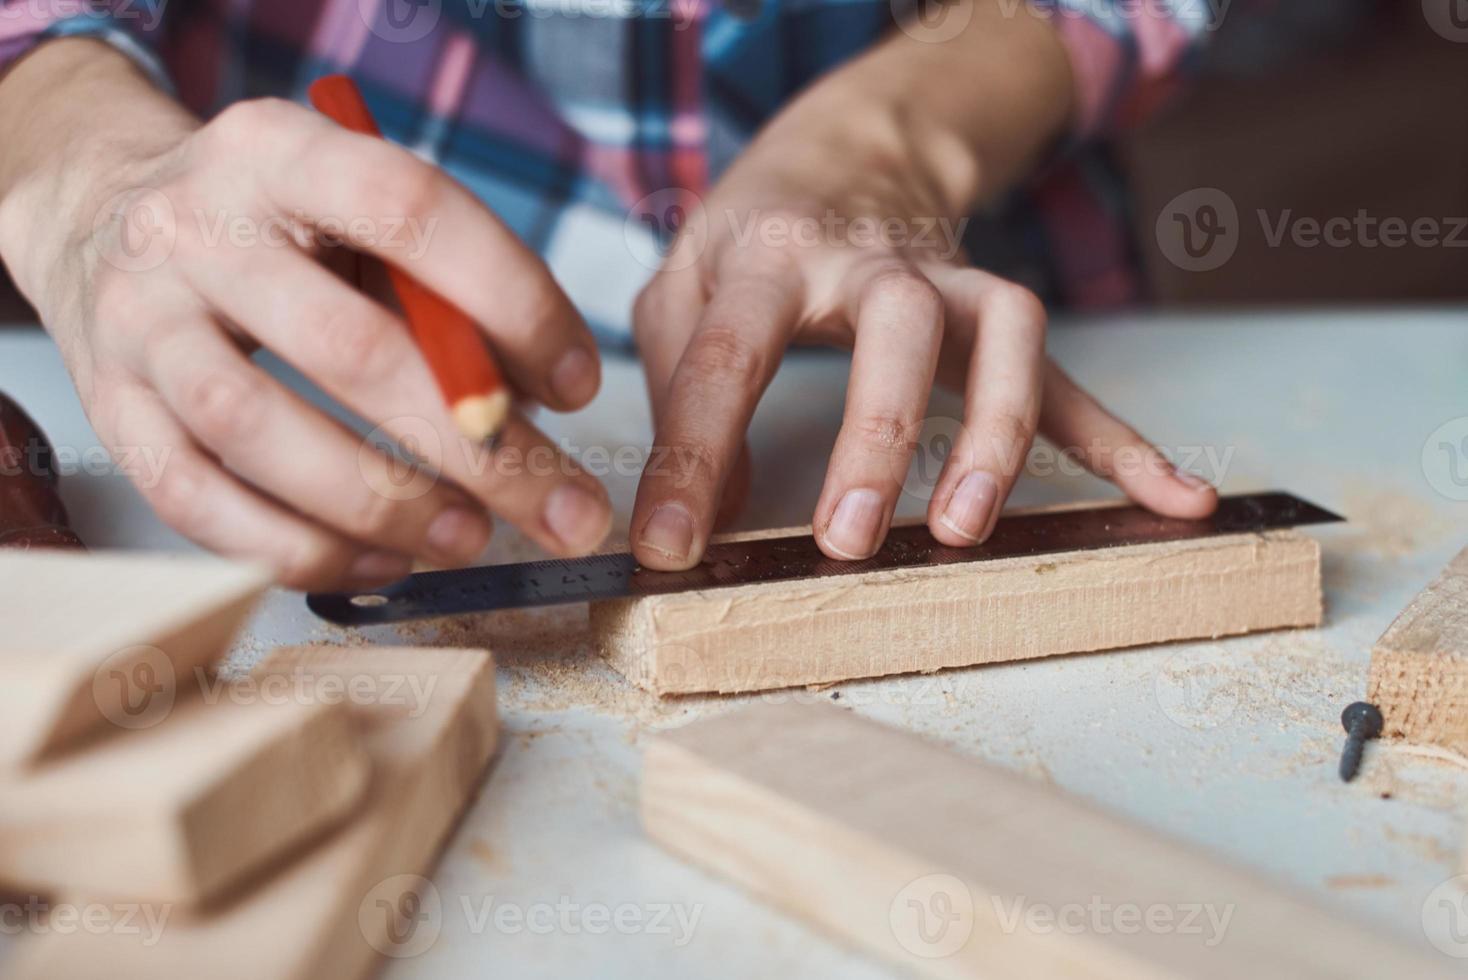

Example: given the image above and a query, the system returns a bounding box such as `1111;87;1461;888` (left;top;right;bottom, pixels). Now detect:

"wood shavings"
1334;487;1450;561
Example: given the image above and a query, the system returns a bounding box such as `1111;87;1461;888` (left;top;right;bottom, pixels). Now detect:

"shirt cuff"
0;7;171;94
1044;0;1203;140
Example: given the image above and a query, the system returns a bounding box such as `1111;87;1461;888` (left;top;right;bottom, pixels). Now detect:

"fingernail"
427;507;492;564
938;471;998;543
824;488;884;559
347;551;411;587
543;482;610;552
638;502;694;563
550;347;598;406
1174;469;1214;493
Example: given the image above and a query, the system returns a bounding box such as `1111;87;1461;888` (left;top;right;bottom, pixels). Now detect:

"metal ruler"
307;491;1342;626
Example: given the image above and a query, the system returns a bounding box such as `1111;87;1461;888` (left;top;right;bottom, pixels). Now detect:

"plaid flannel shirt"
1;0;1234;345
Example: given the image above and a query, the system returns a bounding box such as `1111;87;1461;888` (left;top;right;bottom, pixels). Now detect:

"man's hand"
630;0;1217;569
0;40;611;588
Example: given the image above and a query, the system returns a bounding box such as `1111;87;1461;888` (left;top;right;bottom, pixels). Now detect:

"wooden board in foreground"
9;645;499;980
643;702;1452;978
0;550;271;766
594;526;1322;694
0;694;369;906
1366;546;1468;751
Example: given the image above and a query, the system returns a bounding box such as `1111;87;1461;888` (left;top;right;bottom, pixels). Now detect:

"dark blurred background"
1128;1;1468;305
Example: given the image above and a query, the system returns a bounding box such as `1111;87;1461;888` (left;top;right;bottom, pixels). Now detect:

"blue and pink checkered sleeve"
1041;0;1217;138
0;1;173;88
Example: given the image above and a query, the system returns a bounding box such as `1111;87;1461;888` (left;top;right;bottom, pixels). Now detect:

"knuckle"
652;439;718;490
985;409;1038;456
864;269;942;314
344;483;401;541
89;271;144;336
277;537;346;590
851;412;919;454
682;326;765;383
209;97;296;148
319;304;396;386
136;320;191;373
368;154;441;220
179;366;266;447
145;454;210;539
989;281;1047;331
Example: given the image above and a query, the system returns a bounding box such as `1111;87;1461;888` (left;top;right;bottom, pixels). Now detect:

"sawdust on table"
1382;824;1461;867
391;604;725;729
468;837;509;876
1325;873;1395;890
1332;486;1454;561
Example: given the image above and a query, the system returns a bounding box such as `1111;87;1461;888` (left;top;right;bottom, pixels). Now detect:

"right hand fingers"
201;99;602;411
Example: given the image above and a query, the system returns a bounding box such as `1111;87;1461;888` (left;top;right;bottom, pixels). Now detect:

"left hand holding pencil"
0;40;611;589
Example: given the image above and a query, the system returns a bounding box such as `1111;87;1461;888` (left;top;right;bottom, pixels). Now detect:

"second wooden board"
644;702;1453;978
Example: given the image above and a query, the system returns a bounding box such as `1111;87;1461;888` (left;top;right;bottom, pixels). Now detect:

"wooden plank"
643;702;1453;979
593;525;1322;695
8;645;499;980
1367;545;1468;750
0;551;271;766
0;694;370;906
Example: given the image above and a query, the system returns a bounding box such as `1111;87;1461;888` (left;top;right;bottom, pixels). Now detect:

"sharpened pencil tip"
452;391;511;444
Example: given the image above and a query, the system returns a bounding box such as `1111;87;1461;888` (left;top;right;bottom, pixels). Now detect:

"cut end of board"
1366;546;1468;751
0;550;273;767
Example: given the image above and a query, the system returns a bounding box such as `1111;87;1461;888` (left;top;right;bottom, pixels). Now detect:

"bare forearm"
733;0;1073;219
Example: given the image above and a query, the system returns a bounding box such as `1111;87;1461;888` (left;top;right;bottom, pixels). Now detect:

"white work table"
2;308;1466;974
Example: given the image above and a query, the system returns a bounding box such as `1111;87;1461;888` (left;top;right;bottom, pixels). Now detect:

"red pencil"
308;75;509;443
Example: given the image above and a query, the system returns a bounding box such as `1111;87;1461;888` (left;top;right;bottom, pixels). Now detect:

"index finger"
630;270;800;569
